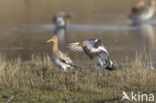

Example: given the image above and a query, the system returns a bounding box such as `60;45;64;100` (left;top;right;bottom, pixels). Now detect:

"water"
0;0;156;67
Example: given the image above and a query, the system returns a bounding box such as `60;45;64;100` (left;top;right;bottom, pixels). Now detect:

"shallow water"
0;0;156;67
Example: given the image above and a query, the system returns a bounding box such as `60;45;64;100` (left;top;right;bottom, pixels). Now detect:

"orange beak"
71;43;81;48
46;38;54;43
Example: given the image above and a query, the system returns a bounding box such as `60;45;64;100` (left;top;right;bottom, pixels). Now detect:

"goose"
129;0;156;24
69;39;116;70
53;12;72;29
47;35;77;71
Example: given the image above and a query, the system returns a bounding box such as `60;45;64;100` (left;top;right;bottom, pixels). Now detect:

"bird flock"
47;0;156;71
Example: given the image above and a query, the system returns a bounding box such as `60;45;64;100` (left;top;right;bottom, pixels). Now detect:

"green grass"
0;53;155;103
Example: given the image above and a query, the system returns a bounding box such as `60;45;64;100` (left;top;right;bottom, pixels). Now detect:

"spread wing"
89;45;109;55
69;42;84;53
99;51;110;62
85;39;109;55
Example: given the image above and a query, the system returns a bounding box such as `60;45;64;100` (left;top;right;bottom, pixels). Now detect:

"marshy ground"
0;53;155;103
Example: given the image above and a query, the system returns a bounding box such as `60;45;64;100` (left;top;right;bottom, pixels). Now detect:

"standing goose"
47;35;77;71
53;12;72;43
53;12;72;29
129;0;156;24
69;39;116;70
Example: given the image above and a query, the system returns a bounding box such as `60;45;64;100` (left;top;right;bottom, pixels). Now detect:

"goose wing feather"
58;51;72;64
69;42;84;53
85;40;109;55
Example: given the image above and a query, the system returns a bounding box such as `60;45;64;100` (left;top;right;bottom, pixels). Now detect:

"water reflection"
131;23;156;68
53;28;67;44
131;23;156;48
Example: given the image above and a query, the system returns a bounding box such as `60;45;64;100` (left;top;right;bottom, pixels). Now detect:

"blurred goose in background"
129;0;156;24
47;35;77;71
69;39;116;70
53;12;72;44
53;12;72;29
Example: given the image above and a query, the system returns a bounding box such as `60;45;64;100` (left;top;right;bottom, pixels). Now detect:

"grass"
0;53;155;103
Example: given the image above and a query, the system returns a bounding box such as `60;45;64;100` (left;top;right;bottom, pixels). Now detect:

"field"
0;53;155;103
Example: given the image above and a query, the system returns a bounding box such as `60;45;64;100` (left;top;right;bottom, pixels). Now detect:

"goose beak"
71;43;81;48
46;38;54;43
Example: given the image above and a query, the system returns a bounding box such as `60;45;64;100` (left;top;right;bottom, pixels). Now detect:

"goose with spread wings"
69;39;116;70
47;35;77;71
